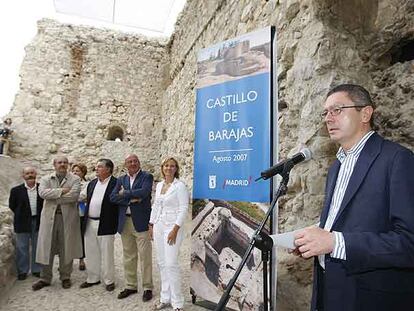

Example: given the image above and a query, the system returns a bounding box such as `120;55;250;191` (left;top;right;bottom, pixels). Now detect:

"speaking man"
294;84;414;311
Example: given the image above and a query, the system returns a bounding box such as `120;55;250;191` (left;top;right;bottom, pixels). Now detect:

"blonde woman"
149;157;189;311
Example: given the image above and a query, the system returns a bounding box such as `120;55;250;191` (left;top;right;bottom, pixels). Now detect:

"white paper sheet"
270;230;297;249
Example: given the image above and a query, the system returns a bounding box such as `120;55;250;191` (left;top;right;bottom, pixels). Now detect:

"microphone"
258;148;312;180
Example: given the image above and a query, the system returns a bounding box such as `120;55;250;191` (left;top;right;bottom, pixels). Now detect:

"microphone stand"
215;161;294;311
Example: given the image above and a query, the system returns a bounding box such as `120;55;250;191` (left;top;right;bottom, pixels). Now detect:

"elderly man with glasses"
293;84;414;311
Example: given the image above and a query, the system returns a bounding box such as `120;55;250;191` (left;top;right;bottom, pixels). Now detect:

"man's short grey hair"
53;156;69;164
97;158;114;174
22;166;37;174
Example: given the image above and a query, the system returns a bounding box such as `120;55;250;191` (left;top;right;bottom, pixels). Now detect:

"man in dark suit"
294;84;414;311
110;154;154;301
9;166;44;280
79;158;118;292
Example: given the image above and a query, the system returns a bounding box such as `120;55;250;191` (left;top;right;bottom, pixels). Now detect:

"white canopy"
54;0;186;36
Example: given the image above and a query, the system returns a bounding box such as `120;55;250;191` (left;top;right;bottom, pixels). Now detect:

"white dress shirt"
319;130;374;269
25;182;38;216
126;170;139;215
88;177;111;218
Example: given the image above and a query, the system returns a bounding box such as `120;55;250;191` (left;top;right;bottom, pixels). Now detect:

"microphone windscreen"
300;148;312;162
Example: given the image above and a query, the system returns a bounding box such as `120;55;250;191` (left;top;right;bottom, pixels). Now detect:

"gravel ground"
0;212;208;311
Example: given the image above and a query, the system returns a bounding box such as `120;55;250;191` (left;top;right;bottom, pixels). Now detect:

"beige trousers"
121;217;153;290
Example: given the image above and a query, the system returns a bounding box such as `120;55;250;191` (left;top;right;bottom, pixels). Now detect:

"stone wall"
7;19;168;176
1;21;169;301
161;0;414;310
0;157;26;302
1;0;413;309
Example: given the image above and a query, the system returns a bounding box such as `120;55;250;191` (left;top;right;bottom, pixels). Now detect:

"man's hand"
294;227;335;259
288;248;302;257
148;225;154;240
119;185;125;196
62;187;71;194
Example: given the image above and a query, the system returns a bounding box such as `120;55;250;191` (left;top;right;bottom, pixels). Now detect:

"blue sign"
193;73;270;202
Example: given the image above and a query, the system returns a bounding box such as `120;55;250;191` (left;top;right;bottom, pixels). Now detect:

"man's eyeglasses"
321;105;367;118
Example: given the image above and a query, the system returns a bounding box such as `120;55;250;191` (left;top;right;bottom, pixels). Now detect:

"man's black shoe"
32;272;41;278
62;279;72;289
80;281;101;288
106;283;115;291
142;290;153;302
32;280;50;291
17;273;27;280
117;288;138;299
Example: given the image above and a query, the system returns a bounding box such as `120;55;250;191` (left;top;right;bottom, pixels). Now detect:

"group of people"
9;153;189;311
7;83;414;311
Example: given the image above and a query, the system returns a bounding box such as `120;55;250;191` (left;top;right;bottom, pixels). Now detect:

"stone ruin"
0;157;26;301
1;0;413;310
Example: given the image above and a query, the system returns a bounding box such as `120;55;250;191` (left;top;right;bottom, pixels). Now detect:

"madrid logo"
209;175;217;189
222;176;252;189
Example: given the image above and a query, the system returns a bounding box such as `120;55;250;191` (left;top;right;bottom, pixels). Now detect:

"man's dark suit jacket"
83;176;118;236
312;133;414;311
110;170;153;233
9;183;43;233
